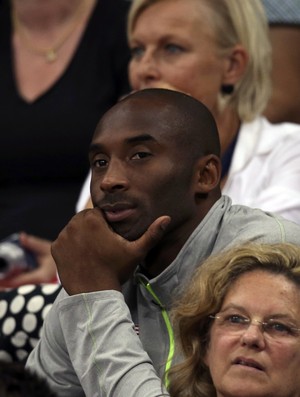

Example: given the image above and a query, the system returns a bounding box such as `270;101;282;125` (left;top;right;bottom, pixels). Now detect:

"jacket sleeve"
27;289;168;397
25;289;84;397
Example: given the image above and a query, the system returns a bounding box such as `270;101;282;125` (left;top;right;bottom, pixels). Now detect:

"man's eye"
93;159;107;168
131;152;152;160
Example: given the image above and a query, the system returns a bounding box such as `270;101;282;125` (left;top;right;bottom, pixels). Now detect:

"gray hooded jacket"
26;196;300;397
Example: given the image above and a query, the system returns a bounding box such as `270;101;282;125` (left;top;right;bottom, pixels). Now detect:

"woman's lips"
233;357;264;371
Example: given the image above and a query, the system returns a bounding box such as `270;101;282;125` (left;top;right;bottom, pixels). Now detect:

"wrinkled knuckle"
84;209;100;229
50;241;57;257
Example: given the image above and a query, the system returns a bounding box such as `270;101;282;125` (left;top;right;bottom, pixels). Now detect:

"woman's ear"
194;155;221;194
222;44;249;86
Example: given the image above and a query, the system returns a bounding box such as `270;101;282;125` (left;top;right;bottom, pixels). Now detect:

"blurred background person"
125;0;300;224
0;0;131;285
262;0;300;124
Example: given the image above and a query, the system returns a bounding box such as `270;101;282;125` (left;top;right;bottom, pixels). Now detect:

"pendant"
45;49;57;63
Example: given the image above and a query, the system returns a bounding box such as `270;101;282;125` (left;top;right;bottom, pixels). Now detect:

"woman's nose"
130;50;161;87
240;323;266;350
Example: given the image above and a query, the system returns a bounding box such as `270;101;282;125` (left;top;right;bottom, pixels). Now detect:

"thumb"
132;216;171;258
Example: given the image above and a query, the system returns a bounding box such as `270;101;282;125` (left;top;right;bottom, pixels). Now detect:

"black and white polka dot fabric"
0;284;61;363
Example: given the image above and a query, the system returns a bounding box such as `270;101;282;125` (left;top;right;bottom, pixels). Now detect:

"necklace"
12;0;92;63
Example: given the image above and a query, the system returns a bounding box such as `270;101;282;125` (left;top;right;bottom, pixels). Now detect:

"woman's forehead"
221;270;300;316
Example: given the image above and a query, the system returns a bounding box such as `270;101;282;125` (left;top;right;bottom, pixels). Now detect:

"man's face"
89;102;198;241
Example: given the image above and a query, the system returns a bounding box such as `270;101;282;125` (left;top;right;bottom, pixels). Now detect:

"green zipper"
139;277;175;388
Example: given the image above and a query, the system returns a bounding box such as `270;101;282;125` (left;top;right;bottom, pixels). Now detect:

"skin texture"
51;89;221;294
12;0;97;102
264;26;300;124
205;270;300;397
128;0;248;153
129;0;225;116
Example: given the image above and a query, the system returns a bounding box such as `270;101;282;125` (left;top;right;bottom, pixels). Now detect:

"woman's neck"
11;0;97;100
11;0;90;31
11;0;96;64
215;107;241;157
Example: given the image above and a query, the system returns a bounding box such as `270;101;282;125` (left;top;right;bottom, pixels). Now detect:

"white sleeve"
76;171;91;213
224;120;300;224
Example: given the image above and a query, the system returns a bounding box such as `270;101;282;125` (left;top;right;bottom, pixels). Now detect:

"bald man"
27;89;300;397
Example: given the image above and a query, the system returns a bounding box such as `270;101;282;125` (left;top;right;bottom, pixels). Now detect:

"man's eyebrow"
89;134;156;153
89;143;102;155
88;134;157;155
125;134;157;144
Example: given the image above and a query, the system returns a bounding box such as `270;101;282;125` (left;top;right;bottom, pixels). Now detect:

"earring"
221;84;234;95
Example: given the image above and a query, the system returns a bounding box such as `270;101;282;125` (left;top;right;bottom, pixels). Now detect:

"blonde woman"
126;0;300;223
169;242;300;396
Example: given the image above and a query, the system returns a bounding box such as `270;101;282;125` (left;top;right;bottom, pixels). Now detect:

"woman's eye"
267;321;293;334
226;315;247;325
165;43;184;54
130;46;144;59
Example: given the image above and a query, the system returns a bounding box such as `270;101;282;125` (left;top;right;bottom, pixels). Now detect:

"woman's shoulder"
241;116;300;144
234;116;300;161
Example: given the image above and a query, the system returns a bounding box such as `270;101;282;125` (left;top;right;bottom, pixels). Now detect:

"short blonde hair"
168;243;300;397
128;0;272;122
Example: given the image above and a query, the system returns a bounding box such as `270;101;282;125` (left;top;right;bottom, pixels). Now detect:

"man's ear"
194;155;221;194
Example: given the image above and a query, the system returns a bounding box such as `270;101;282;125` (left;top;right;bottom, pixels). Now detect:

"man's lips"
233;357;264;371
101;203;136;223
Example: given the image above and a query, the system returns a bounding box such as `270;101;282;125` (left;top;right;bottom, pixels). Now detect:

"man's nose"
100;160;129;192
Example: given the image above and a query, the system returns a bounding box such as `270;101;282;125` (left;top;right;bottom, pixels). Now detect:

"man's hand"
51;208;170;295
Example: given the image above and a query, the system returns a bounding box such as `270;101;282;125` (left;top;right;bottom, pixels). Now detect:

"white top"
77;116;300;224
223;116;300;224
76;172;91;213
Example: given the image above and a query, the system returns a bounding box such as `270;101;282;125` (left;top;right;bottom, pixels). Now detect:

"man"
26;89;300;397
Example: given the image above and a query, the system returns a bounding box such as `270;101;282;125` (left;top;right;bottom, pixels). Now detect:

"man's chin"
111;223;145;242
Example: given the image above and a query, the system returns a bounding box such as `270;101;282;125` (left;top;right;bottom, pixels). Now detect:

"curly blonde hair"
167;243;300;397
